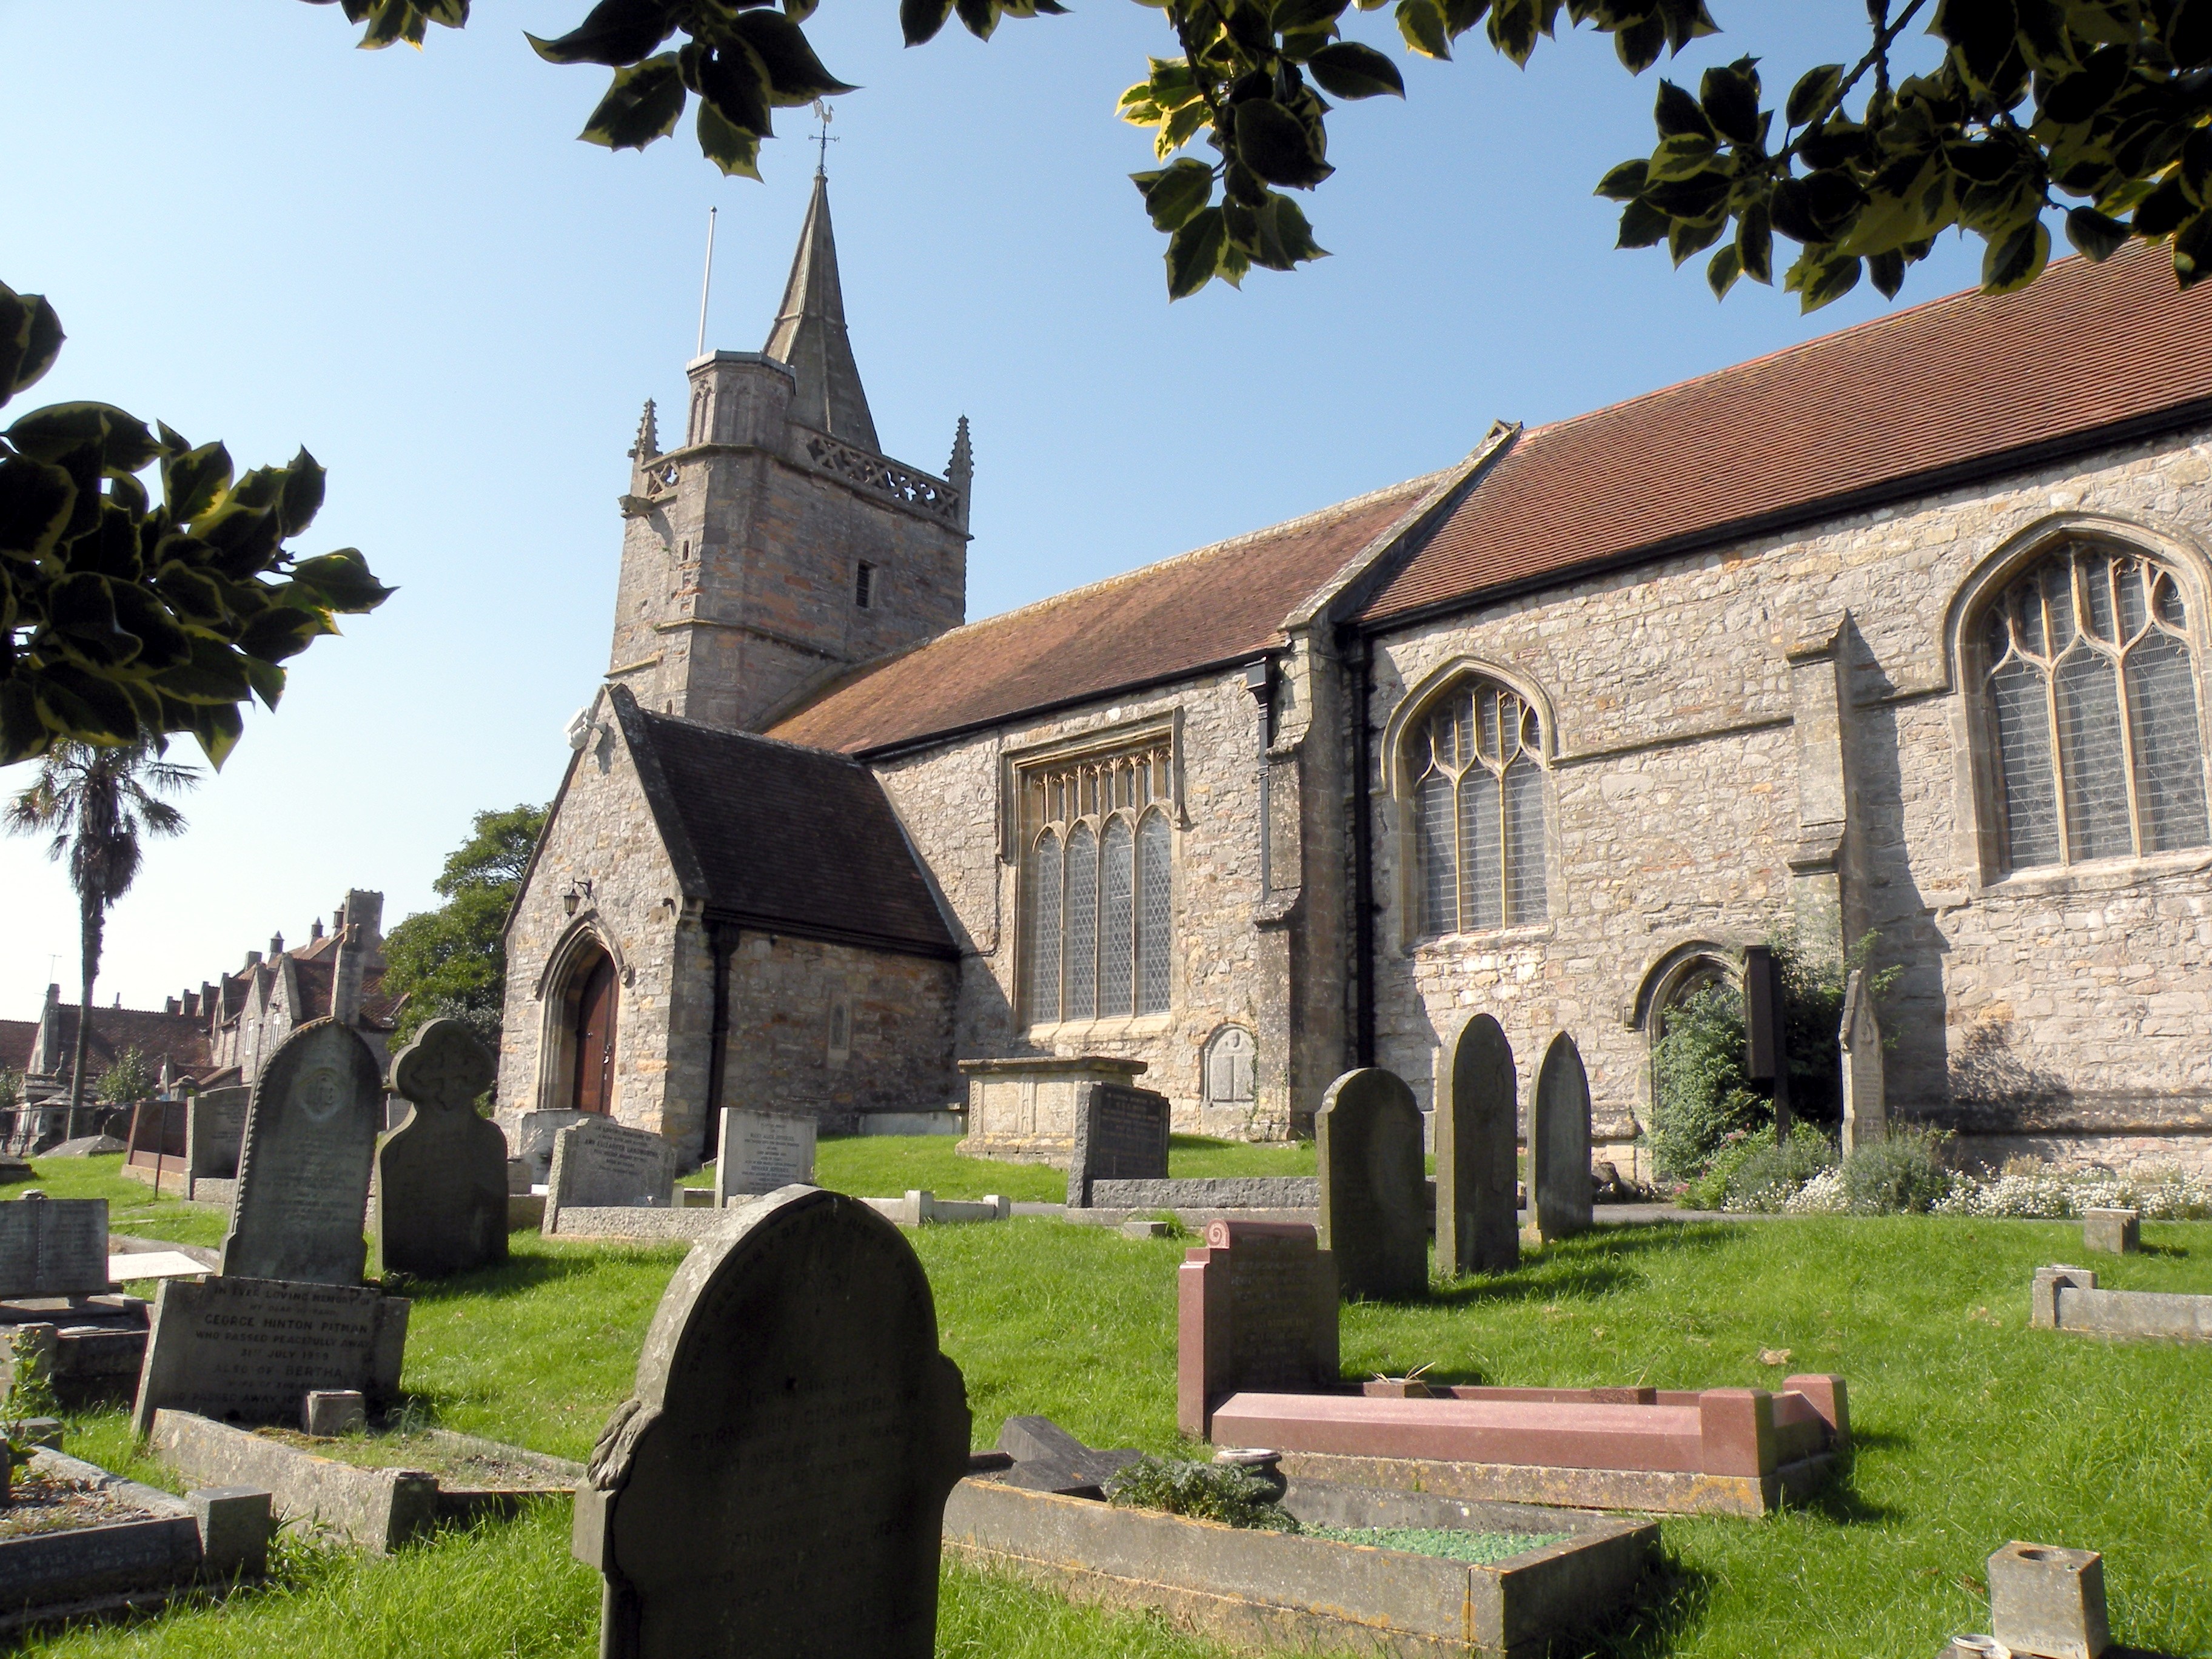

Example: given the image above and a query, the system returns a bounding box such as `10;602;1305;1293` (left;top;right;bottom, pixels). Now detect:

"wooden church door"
571;953;618;1114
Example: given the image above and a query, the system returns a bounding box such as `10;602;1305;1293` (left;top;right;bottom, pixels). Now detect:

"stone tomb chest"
957;1057;1148;1165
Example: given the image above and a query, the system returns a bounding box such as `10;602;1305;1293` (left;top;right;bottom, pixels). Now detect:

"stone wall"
1362;427;2212;1177
870;668;1300;1139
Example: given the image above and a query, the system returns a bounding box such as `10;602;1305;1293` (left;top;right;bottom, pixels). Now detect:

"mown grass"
25;1138;2212;1658
678;1131;1319;1202
16;1153;228;1250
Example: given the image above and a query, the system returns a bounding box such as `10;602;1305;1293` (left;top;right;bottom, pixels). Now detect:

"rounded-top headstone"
1531;1032;1594;1244
220;1019;386;1286
374;1019;508;1278
1438;1014;1519;1277
1316;1067;1428;1301
577;1184;970;1659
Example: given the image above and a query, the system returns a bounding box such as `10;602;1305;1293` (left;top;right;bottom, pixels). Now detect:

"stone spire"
947;415;973;531
762;172;880;453
629;398;659;460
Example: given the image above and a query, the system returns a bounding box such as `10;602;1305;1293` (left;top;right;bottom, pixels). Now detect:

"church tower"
608;173;971;732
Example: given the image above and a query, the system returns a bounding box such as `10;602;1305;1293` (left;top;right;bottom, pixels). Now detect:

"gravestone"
1064;1082;1171;1207
511;1108;590;1187
0;1194;109;1299
1838;969;1886;1155
218;1019;385;1287
981;1416;1143;1498
373;1019;508;1278
1176;1218;1339;1438
187;1086;250;1181
571;1185;970;1659
1530;1033;1593;1244
1435;1016;1518;1277
1202;1027;1256;1111
714;1108;818;1205
1315;1068;1427;1301
130;1275;410;1436
544;1118;681;1232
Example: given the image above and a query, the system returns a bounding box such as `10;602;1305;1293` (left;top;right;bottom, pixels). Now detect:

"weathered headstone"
130;1275;410;1437
1436;1016;1518;1277
571;1185;970;1659
1315;1068;1427;1301
512;1108;590;1187
218;1020;385;1286
187;1086;250;1181
543;1119;681;1236
1064;1082;1171;1207
1530;1033;1593;1244
1176;1218;1339;1438
984;1415;1143;1498
373;1019;508;1278
0;1194;109;1299
1838;969;1886;1155
713;1108;818;1205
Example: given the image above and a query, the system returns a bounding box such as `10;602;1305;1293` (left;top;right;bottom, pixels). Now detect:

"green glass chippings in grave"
1299;1526;1571;1564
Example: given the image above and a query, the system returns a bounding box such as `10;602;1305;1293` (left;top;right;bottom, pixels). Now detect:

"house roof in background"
1359;246;2212;625
0;1021;33;1076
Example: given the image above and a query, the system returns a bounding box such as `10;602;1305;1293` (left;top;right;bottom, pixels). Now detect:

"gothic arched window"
1020;739;1176;1024
1407;677;1548;938
1979;542;2209;871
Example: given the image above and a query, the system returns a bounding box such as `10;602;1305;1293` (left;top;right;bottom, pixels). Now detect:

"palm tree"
6;742;197;1136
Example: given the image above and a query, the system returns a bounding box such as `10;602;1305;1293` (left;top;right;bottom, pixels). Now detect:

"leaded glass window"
1020;737;1176;1023
1409;679;1549;937
1982;544;2208;871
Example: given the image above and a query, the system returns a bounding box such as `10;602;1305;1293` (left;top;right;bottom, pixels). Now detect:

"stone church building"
500;172;2212;1178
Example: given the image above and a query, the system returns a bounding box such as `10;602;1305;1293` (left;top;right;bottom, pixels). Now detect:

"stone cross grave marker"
131;1275;410;1437
572;1185;970;1659
977;1415;1142;1498
0;1194;109;1300
544;1118;682;1234
1177;1218;1339;1438
713;1108;817;1205
219;1020;386;1286
1530;1033;1593;1243
1064;1082;1171;1207
187;1085;250;1181
1838;968;1886;1155
373;1019;507;1278
1436;1015;1518;1278
1316;1068;1427;1301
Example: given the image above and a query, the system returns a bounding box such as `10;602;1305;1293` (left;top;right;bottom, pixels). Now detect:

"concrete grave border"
2031;1265;2212;1342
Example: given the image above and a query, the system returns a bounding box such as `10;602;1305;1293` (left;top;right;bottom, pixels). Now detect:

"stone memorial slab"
374;1019;508;1278
130;1274;410;1437
1316;1068;1427;1301
1177;1218;1339;1438
571;1185;970;1659
543;1118;682;1235
188;1086;250;1181
219;1020;385;1287
713;1108;818;1204
513;1109;590;1187
1064;1082;1171;1207
1436;1016;1518;1278
1530;1034;1593;1244
1838;969;1886;1155
0;1194;109;1299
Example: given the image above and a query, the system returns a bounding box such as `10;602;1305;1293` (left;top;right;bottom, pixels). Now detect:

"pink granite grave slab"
1210;1392;1710;1475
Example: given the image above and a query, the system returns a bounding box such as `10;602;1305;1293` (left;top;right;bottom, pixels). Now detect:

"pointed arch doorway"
569;947;619;1114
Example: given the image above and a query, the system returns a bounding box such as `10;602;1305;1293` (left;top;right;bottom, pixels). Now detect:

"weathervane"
811;99;839;177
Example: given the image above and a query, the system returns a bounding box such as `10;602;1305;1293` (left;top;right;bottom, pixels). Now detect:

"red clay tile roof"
1361;246;2212;625
33;1005;213;1084
0;1021;34;1076
768;474;1450;755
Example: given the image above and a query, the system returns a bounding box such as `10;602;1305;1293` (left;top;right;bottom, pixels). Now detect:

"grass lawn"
13;1153;229;1251
679;1132;1321;1201
24;1167;2212;1656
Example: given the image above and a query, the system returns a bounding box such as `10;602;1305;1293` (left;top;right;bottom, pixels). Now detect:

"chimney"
245;950;263;968
341;890;386;962
310;917;325;943
167;997;181;1016
269;931;284;956
332;923;366;1028
181;991;199;1021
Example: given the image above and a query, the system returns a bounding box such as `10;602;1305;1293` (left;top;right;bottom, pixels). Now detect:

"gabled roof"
29;1004;213;1084
768;472;1455;756
1360;245;2212;625
0;1021;34;1076
763;172;879;452
611;688;957;959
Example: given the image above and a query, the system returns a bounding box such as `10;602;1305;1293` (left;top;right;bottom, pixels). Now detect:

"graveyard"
0;1127;2200;1655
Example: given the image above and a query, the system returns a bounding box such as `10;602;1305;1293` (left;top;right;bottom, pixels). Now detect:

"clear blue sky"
1;2;1982;1021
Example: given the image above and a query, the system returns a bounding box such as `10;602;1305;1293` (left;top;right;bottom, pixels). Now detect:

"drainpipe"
1242;658;1276;899
1351;632;1377;1069
705;921;736;1164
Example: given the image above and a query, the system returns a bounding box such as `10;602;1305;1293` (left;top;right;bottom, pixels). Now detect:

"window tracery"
1020;738;1175;1024
1406;677;1548;938
1979;541;2208;871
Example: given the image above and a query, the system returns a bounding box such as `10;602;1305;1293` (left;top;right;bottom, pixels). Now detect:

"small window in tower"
855;561;876;609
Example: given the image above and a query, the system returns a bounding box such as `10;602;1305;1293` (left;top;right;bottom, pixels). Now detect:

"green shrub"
1648;981;1763;1180
1840;1128;1954;1215
1722;1125;1838;1212
1683;1127;1768;1212
1104;1455;1298;1530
